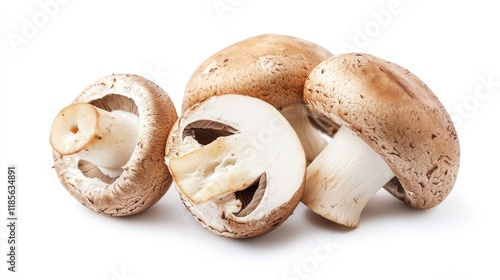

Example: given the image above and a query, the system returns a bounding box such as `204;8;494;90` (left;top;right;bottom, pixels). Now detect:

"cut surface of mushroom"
303;53;460;227
50;74;177;216
166;94;305;238
169;135;266;204
50;103;139;178
182;34;336;162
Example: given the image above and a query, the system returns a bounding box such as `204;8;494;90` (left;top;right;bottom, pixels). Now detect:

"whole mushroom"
166;94;306;238
183;34;336;162
50;74;177;216
302;53;460;227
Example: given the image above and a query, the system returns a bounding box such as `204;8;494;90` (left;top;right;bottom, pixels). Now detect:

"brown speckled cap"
51;74;177;216
182;34;333;112
304;53;460;209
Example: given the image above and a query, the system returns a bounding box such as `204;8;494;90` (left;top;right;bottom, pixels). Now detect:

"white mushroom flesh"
166;94;305;229
169;135;267;204
50;103;139;178
303;126;395;227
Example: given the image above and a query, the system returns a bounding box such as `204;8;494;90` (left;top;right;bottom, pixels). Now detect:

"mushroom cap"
52;74;177;216
166;94;305;238
182;33;333;112
304;53;460;209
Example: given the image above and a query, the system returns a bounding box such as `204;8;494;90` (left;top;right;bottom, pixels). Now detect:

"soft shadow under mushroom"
226;209;311;249
360;191;430;224
303;208;353;233
110;199;176;228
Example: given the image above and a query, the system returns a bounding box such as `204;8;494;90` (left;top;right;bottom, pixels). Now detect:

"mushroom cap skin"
182;33;333;111
304;53;460;209
51;74;177;216
166;94;306;238
182;34;336;163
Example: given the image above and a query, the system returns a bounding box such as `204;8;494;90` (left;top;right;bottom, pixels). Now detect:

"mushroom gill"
183;120;239;145
78;160;116;184
307;110;340;138
89;94;139;114
234;173;267;217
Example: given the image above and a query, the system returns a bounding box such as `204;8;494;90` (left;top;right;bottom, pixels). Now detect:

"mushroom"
183;34;336;163
165;94;306;238
50;74;177;216
302;53;460;227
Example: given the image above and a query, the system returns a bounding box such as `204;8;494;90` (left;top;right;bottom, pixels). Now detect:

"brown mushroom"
165;94;306;238
50;74;177;216
183;34;335;162
302;53;460;227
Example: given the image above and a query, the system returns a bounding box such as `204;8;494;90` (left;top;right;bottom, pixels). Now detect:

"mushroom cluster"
166;34;333;237
50;34;460;238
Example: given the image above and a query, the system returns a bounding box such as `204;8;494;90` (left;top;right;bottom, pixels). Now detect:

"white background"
1;1;499;279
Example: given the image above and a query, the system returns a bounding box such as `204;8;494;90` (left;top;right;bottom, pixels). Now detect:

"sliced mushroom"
166;94;306;238
183;34;336;163
50;74;177;216
302;53;460;227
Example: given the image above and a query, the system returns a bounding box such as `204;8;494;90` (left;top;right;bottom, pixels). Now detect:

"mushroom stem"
302;126;395;227
281;105;327;163
168;134;264;204
50;103;139;178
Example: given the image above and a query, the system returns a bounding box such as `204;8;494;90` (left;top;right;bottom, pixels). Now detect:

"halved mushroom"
166;94;306;238
50;74;177;216
302;53;460;227
183;34;336;163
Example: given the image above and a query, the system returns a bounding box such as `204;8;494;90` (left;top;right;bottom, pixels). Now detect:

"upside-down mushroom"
50;74;177;216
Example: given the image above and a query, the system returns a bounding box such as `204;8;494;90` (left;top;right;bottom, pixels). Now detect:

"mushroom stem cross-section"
169;134;266;204
50;102;139;178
